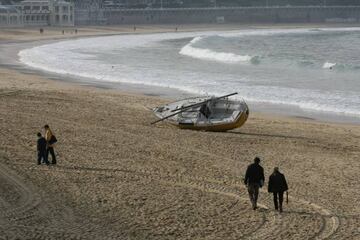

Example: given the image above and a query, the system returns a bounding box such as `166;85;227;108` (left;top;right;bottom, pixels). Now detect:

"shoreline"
0;24;360;239
2;24;360;125
0;27;196;100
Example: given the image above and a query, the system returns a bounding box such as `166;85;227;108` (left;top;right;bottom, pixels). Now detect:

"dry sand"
0;25;360;239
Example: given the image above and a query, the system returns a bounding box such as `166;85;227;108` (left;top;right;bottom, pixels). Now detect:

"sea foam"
18;28;360;119
179;36;254;63
323;62;337;69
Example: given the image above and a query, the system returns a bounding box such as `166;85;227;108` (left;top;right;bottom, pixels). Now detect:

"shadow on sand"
227;131;310;140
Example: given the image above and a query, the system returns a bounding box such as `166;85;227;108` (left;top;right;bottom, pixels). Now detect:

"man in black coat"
244;157;265;210
37;132;49;165
268;167;288;212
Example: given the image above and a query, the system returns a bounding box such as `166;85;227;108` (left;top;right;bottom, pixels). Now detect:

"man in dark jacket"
244;157;265;210
268;167;288;212
37;132;49;165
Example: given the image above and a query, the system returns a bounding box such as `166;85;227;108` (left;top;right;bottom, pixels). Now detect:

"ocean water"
19;28;360;122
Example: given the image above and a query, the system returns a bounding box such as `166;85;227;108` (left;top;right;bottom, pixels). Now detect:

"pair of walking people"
37;125;57;165
244;157;288;212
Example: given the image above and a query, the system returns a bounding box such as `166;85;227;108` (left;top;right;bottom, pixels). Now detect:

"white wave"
323;62;337;69
218;27;360;38
179;36;253;63
182;85;360;117
18;28;360;119
235;85;360;117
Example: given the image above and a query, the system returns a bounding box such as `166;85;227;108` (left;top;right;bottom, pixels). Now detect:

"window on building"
32;6;40;11
10;16;17;24
42;6;49;11
63;6;68;12
55;6;59;12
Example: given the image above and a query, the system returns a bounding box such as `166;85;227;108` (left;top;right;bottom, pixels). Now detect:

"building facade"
0;0;74;27
104;6;360;25
0;5;22;26
21;0;51;26
49;0;74;26
20;0;74;26
74;0;106;25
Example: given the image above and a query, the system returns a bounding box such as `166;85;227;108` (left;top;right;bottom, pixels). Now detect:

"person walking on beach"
268;167;288;213
37;132;49;165
44;125;57;165
244;157;264;210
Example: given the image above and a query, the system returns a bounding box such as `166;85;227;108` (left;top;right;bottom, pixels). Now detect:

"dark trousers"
273;191;284;211
47;147;56;164
247;183;260;209
38;151;49;165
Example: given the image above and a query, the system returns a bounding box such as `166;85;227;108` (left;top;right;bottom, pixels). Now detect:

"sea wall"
75;6;360;25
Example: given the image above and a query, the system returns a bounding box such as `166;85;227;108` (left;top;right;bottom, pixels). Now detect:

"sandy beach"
0;25;360;239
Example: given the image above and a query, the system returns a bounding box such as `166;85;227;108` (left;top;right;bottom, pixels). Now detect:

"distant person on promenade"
44;125;57;165
268;167;288;213
244;157;265;210
37;132;49;165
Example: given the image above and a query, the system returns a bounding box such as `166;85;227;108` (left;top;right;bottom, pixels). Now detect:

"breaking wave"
179;36;259;64
18;28;360;121
323;62;337;69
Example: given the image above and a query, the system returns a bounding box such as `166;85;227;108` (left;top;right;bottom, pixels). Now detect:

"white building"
50;0;74;26
20;0;74;26
0;5;22;26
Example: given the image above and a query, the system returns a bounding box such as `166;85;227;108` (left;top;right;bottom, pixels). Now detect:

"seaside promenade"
0;25;359;239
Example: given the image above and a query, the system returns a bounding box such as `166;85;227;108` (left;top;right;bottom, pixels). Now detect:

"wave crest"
179;36;258;64
323;62;337;69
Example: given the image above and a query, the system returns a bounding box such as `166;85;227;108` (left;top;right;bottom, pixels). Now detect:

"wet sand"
0;25;360;239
